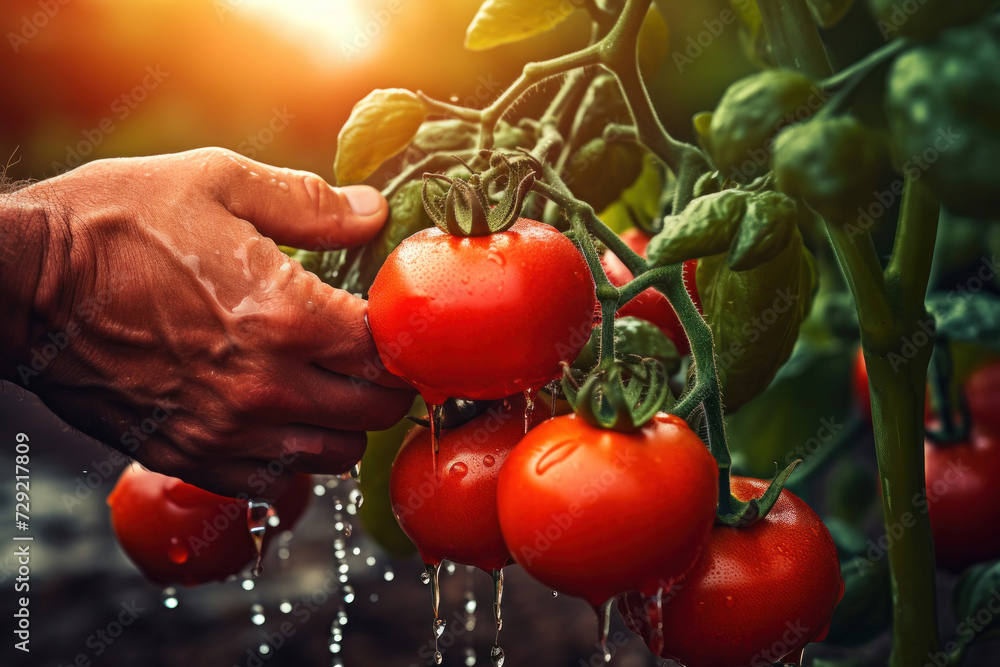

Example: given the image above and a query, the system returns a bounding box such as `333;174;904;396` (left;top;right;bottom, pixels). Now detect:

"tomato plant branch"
382;150;480;200
820;38;909;90
823;171;942;666
756;0;833;79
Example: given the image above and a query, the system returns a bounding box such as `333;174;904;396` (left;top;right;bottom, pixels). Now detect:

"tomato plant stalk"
826;175;942;666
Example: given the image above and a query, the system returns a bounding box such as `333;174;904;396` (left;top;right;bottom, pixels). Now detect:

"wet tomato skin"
389;394;544;572
496;412;718;606
367;219;597;405
925;429;1000;570
619;476;843;667
601;228;700;355
108;465;311;586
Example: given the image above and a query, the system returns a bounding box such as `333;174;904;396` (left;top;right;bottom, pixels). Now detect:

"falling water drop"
491;568;505;666
350;462;361;481
445;562;457;576
649;587;665;656
594;599;613;663
550;590;558;598
162;587;179;609
251;603;265;626
349;487;364;510
523;389;536;434
420;570;432;585
246;501;275;576
464;647;477;666
426;563;443;663
547;380;560;417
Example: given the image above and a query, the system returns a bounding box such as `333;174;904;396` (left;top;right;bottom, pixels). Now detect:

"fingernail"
341;185;384;216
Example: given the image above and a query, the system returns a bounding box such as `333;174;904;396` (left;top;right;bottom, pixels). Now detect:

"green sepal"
727;191;799;270
715;459;799;527
421;152;539;237
562;358;672;432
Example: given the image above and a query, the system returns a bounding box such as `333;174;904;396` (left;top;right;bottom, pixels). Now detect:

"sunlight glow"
231;0;385;64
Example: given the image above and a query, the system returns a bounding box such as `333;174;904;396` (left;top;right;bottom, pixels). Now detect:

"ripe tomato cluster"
371;218;843;663
108;465;312;586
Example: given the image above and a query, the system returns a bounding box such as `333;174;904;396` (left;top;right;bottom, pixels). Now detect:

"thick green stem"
824;174;941;667
756;0;833;79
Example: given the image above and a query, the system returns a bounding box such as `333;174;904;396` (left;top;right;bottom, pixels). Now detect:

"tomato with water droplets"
601;228;700;354
496;412;718;606
618;476;843;667
389;394;545;571
367;218;597;404
108;465;312;586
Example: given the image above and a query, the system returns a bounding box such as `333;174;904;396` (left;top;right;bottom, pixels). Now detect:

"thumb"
207;150;388;250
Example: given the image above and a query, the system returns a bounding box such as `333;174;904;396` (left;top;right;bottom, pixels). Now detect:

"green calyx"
715;459;800;528
421;151;540;237
562;357;673;432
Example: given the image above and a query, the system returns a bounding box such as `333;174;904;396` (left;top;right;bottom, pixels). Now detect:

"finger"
246;425;367;477
247;362;415;431
134;443;294;502
202;148;388;250
282;284;413;390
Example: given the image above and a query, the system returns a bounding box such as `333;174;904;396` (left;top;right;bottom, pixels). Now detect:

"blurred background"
5;1;994;666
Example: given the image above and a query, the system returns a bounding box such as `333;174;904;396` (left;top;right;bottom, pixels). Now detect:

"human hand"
2;148;415;498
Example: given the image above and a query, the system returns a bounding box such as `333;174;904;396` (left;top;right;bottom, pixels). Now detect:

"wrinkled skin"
0;149;414;498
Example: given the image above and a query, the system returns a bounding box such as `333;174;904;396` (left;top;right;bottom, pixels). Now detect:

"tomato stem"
756;0;833;79
824;173;942;666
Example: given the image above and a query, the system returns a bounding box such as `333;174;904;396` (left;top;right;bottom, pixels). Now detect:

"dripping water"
425;562;444;664
246;501;275;576
491;569;505;667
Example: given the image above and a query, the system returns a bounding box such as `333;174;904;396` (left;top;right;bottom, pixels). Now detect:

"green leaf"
727;341;853;478
637;5;670;80
825;554;892;646
727;191;799;271
709;69;819;183
697;227;817;411
410;119;480;155
566;138;647;213
358;415;418;558
337;179;438;297
806;0;855;27
597;153;665;234
773;117;889;225
951;560;1000;643
574;316;681;375
334;89;426;185
465;0;578;51
569;75;632;151
927;292;1000;351
646;190;750;266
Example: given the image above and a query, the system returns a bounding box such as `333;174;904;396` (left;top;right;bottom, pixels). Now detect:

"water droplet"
167;538;189;564
490;645;505;667
349;488;364;509
350;463;361;481
523;389;536;434
384;568;395;582
550;590;558;598
434;651;443;664
313;484;326;496
487;250;506;266
465;647;477;666
445;562;457;575
329;642;341;653
247;500;273;576
434;618;446;638
725;595;735;608
279;600;292;614
241;578;255;591
343;585;356;603
450;462;469;478
277;182;289;192
420;571;432;585
483;455;495;468
251;603;265;625
162;587;178;609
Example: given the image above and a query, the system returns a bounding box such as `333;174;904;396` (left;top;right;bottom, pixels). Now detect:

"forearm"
0;187;64;383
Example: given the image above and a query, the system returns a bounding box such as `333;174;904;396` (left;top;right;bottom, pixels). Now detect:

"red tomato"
367;219;596;405
619;477;843;667
108;466;312;586
965;360;1000;433
496;412;718;606
601;228;700;355
389;393;544;572
925;429;1000;570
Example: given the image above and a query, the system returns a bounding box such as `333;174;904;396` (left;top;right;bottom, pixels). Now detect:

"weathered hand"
2;148;415;498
